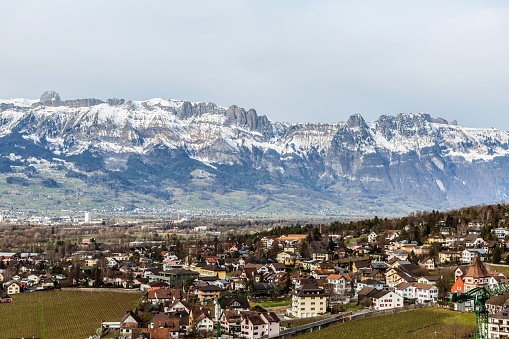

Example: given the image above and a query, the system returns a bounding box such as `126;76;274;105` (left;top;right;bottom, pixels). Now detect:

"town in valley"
2;204;509;338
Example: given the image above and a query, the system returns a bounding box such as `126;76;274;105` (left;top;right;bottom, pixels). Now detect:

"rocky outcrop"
225;105;273;135
40;90;61;103
33;98;104;109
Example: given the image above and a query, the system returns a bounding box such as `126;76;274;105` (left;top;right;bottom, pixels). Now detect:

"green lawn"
294;308;475;339
250;300;292;308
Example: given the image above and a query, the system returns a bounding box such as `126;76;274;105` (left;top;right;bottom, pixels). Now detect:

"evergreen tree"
247;278;255;292
284;273;292;293
492;246;502;264
313;227;322;241
408;250;418;264
328;237;335;252
435;275;449;299
298;240;310;258
398;228;408;241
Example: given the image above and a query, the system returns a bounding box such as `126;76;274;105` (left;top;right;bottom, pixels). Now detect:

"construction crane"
450;281;509;339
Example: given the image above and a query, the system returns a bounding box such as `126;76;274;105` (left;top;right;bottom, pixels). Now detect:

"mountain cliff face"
0;91;508;216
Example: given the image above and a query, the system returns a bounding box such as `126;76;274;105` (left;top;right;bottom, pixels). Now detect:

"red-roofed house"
451;277;465;293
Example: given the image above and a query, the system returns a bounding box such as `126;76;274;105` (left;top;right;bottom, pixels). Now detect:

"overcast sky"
2;1;509;129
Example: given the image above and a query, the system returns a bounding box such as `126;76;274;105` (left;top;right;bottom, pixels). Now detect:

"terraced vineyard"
295;308;475;339
0;289;141;339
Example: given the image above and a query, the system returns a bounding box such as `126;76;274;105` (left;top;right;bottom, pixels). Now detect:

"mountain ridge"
0;91;508;217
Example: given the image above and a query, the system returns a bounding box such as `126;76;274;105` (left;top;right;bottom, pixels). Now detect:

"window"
311;302;315;305
311;308;315;311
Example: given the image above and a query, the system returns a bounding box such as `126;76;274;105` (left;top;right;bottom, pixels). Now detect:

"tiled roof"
464;258;490;279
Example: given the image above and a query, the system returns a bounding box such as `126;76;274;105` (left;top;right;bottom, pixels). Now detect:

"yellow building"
291;284;327;318
439;251;460;264
200;265;227;280
277;252;297;266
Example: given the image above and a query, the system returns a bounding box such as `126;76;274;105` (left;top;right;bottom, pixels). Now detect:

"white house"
356;279;384;292
462;249;487;264
395;282;416;299
370;290;404;311
493;228;509;239
27;274;40;285
464;234;485;248
164;300;189;314
414;283;439;303
193;312;214;334
326;274;352;294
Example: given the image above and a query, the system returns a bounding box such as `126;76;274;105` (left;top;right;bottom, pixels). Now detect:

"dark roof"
261;312;280;323
361;279;381;285
121;310;141;324
418;257;433;264
202;265;226;272
223;310;243;323
244;314;266;326
149;281;169;288
398;263;422;275
353;260;370;269
465;234;479;242
487;292;509;307
197;276;220;282
294;283;325;297
271;263;286;269
149;313;180;329
253;282;275;291
166;268;199;276
370;289;391;299
148;289;182;300
220;296;250;309
370;262;387;270
357;286;376;297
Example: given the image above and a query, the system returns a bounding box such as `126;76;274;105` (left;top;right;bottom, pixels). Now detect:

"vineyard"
0;289;141;339
295;307;475;339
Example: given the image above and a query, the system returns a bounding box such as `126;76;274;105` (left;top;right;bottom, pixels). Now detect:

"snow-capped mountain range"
1;91;508;216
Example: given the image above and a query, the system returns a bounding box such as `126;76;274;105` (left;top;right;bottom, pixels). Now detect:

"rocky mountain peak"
346;113;368;129
40;91;61;103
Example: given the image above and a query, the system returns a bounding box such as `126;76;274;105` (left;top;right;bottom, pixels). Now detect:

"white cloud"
1;0;509;129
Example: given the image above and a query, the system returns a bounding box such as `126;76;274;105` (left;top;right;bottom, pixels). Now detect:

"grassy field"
250;300;292;308
486;263;509;277
294;308;475;339
0;289;141;339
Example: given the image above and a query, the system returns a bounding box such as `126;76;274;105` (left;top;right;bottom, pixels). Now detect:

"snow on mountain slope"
3;92;509;214
1;95;508;164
